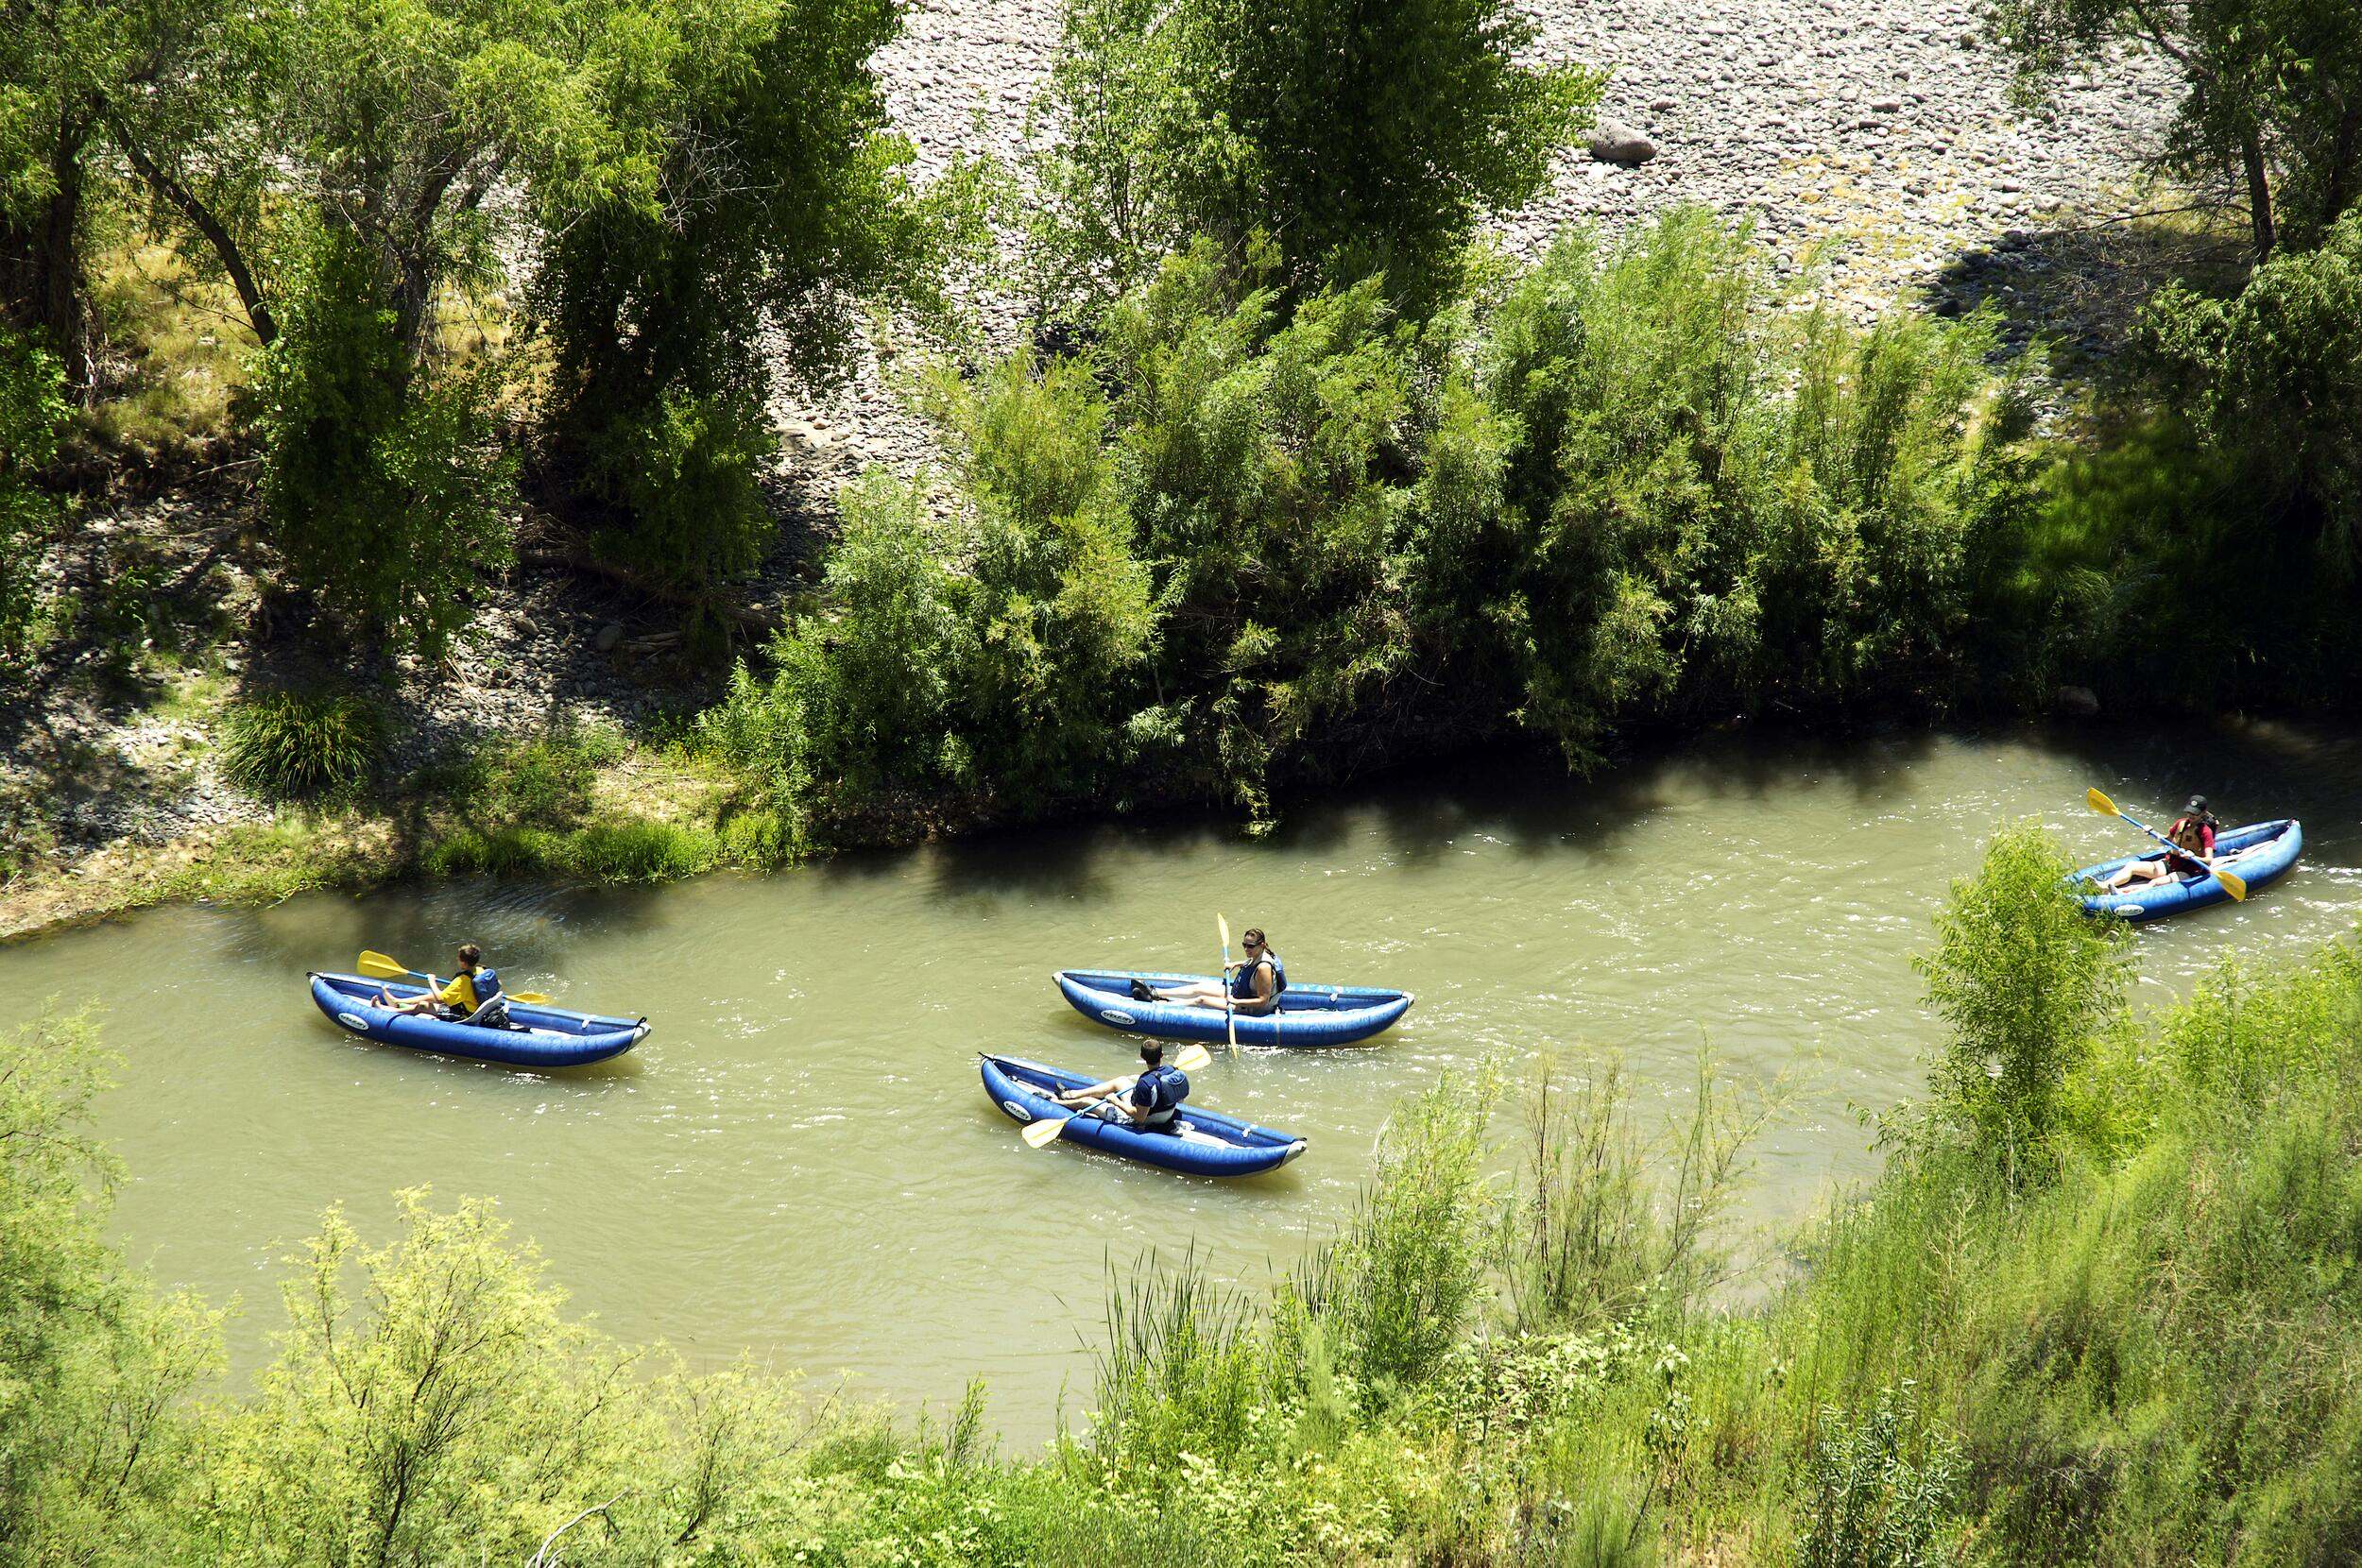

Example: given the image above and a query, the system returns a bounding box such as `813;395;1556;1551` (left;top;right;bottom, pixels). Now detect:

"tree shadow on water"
1318;724;1951;870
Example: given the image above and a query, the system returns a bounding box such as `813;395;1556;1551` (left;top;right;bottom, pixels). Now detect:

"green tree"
2138;209;2362;568
0;328;65;658
1913;824;2130;1187
536;0;983;595
250;225;513;656
1990;0;2362;256
0;1013;218;1562
101;0;639;647
0;0;174;384
1028;0;1598;317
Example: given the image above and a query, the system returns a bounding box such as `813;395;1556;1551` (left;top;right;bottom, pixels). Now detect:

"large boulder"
2053;684;2101;719
1588;119;1658;166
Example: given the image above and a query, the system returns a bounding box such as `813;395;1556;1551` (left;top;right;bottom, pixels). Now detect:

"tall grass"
1504;1050;1778;1335
215;690;385;799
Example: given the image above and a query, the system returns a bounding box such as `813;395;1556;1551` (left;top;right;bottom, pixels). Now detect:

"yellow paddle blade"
2214;864;2248;901
1021;1114;1069;1148
1217;913;1230;949
1175;1044;1211;1071
2085;788;2120;817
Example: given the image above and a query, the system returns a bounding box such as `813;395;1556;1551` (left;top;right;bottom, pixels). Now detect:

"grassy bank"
9;826;2362;1561
0;715;751;942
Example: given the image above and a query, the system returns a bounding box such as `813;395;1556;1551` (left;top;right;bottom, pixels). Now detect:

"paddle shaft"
1024;1092;1132;1147
1218;916;1238;1055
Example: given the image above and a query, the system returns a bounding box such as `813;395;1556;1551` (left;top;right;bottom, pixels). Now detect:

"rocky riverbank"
773;0;2181;478
2;0;2184;941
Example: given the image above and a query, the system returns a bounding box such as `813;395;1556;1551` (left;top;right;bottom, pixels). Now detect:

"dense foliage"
13;833;2362;1560
2013;212;2362;715
250;228;514;658
1026;0;1599;316
535;0;973;594
0;328;65;658
1;0;957;648
706;212;2048;838
1912;822;2130;1186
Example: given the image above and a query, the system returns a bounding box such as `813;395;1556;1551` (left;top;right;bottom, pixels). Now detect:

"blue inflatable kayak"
980;1053;1308;1177
307;973;648;1067
1053;969;1411;1048
2074;819;2302;922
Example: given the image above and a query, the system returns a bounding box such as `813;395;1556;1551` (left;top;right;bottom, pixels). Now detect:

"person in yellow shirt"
374;943;505;1024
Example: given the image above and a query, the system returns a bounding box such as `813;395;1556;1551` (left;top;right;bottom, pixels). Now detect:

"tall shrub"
1913;823;2129;1186
1312;1069;1499;1390
0;327;64;658
537;0;972;593
1027;0;1598;317
0;1014;216;1560
1488;211;2043;758
251;226;513;656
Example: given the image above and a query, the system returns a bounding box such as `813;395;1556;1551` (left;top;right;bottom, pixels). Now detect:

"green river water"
3;723;2358;1444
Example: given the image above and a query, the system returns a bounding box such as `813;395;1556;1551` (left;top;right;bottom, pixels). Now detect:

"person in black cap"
1127;928;1287;1015
2097;795;2223;890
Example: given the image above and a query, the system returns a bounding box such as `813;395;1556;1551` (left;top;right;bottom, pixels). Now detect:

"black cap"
2186;794;2209;813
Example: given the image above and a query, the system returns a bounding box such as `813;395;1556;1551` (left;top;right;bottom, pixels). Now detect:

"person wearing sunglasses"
1130;928;1287;1015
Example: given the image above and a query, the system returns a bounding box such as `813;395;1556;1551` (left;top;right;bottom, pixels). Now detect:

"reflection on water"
3;720;2359;1445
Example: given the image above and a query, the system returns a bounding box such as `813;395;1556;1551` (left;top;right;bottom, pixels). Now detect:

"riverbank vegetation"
5;0;2361;927
9;829;2362;1561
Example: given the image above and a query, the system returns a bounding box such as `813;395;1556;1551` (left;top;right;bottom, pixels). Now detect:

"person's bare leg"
1053;1083;1130;1110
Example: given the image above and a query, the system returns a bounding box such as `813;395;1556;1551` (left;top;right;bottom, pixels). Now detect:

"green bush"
1794;1383;1961;1568
1912;823;2129;1186
1487;212;2044;757
253;225;514;658
718;806;800;868
1503;1051;1770;1335
2137;213;2362;561
705;213;2050;834
582;384;777;592
216;691;385;800
1027;0;1600;316
1313;1068;1500;1390
0;328;65;661
423;818;719;883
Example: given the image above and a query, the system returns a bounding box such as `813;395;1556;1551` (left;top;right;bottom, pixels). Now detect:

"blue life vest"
1230;951;1286;1000
463;967;512;1029
1133;1065;1190;1126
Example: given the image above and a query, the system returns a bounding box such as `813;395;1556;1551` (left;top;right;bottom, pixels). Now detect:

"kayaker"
372;943;511;1028
1131;928;1287;1015
2097;795;2223;890
1050;1041;1190;1132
